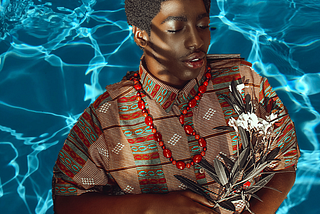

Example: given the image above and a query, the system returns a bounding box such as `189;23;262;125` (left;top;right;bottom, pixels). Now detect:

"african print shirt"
52;54;300;214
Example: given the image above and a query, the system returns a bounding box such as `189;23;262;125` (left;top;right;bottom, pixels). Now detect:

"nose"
185;26;204;51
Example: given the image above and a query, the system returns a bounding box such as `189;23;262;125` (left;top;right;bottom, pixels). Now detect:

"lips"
182;52;206;69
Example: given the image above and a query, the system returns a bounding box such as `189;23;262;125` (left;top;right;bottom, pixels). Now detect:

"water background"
0;0;319;213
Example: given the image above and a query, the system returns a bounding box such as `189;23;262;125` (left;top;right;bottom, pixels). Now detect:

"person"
52;0;300;213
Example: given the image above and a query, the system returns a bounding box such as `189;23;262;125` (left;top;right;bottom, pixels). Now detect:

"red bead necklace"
131;66;212;170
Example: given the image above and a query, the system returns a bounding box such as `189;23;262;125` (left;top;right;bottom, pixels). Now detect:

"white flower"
229;83;246;94
228;112;278;135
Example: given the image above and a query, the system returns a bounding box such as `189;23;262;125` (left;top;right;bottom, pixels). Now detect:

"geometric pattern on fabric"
139;66;177;112
170;71;208;186
112;142;124;155
210;63;242;154
98;102;111;113
167;134;182;146
97;147;108;157
81;178;95;185
179;183;188;190
123;185;134;194
203;108;216;120
52;55;299;205
117;90;168;194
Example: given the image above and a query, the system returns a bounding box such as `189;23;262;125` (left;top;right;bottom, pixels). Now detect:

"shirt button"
199;168;205;174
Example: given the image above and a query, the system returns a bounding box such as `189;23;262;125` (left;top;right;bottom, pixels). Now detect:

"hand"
143;191;217;214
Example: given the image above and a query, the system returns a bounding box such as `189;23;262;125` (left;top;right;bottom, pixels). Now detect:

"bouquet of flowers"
175;80;286;213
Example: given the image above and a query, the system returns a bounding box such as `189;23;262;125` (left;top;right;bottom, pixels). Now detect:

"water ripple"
0;0;319;213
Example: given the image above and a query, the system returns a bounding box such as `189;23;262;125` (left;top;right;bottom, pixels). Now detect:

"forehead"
153;0;208;23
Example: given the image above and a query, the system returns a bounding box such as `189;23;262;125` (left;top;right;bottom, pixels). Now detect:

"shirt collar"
138;59;207;113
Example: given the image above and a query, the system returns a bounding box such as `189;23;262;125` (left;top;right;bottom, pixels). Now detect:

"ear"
132;26;149;48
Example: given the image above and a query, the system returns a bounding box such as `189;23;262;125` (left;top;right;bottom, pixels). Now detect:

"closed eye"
167;29;183;33
198;25;209;30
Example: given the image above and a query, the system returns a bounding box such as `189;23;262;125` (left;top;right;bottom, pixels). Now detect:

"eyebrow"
161;13;209;24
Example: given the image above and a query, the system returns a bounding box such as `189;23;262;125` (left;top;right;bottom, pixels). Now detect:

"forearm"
54;193;151;214
54;190;216;214
241;166;296;214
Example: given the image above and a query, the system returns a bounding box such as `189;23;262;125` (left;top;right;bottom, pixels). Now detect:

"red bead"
186;163;191;168
145;116;153;126
201;151;206;156
205;72;212;79
163;149;172;158
186;107;190;110
192;132;196;136
159;141;164;146
182;109;187;115
179;115;184;124
138;100;145;110
134;83;142;90
136;96;141;101
134;73;138;77
199;85;206;94
184;125;194;135
143;112;148;117
150;125;154;129
198;138;206;147
189;99;197;108
176;161;186;170
172;160;176;165
195;96;200;101
154;132;162;142
191;161;194;166
193;154;202;163
152;128;157;133
142;109;148;113
203;147;207;151
195;134;200;140
162;146;166;150
170;157;173;162
137;92;141;96
203;81;208;86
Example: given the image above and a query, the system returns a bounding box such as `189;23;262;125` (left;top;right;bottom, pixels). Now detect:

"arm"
242;166;296;214
54;190;217;214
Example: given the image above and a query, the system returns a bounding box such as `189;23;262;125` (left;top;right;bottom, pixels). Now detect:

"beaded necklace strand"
130;66;212;170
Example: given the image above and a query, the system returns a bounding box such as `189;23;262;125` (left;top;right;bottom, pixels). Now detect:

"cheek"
203;32;211;49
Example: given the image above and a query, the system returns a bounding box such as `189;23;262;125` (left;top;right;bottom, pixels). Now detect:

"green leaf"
245;93;252;113
239;127;249;149
265;147;280;161
214;158;229;186
218;199;236;212
174;175;214;200
213;126;235;131
219;153;235;169
246;173;275;194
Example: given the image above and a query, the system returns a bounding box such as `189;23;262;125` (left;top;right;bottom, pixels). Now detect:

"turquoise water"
0;0;319;213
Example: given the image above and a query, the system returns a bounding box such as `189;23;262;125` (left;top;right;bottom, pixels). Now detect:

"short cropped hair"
125;0;211;35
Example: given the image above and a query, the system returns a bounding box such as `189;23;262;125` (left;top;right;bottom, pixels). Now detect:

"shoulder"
207;54;264;85
92;77;136;110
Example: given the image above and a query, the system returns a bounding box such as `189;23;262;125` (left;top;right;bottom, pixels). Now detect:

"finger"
181;190;215;208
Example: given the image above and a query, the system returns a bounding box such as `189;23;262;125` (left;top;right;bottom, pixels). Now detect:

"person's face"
141;0;211;88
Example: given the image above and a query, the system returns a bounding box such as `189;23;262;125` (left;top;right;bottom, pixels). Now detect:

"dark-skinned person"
53;0;300;213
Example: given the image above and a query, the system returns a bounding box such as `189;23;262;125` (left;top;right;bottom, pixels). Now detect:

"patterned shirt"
52;54;299;213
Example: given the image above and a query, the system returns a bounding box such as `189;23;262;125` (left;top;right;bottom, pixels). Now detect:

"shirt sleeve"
239;60;300;171
52;104;121;199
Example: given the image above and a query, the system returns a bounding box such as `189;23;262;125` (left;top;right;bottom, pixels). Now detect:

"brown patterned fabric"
52;54;300;213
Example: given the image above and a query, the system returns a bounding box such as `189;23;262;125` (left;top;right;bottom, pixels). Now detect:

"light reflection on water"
0;0;319;213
